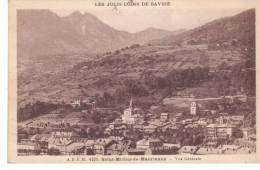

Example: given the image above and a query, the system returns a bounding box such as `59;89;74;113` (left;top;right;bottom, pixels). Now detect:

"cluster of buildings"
70;98;96;109
17;96;256;155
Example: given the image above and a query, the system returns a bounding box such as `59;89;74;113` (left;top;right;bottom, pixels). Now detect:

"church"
122;98;138;124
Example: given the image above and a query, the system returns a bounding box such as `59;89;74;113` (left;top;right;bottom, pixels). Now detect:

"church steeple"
129;97;133;115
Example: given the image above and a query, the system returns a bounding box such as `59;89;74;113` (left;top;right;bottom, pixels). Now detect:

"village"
17;93;256;156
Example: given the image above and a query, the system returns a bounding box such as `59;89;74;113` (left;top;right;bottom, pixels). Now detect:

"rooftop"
161;113;169;116
178;146;198;154
196;147;222;154
206;124;235;128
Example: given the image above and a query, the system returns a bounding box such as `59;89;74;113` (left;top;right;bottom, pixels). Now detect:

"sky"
51;7;246;33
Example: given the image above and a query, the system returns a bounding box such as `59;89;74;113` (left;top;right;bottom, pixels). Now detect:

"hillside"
134;27;184;44
150;9;255;52
18;9;255;112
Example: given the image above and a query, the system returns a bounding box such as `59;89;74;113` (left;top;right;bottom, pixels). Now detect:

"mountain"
17;10;84;58
17;10;178;59
150;9;255;50
17;9;255;109
133;27;184;44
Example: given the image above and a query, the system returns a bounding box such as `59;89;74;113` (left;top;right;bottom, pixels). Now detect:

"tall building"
122;98;135;124
190;101;197;115
205;124;234;141
160;113;169;122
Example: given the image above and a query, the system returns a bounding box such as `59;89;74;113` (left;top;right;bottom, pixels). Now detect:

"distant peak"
137;27;172;34
83;12;100;20
66;11;99;21
145;27;160;31
84;12;92;16
70;11;83;17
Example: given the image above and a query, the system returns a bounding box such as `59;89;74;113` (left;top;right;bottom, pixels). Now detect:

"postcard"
8;0;260;163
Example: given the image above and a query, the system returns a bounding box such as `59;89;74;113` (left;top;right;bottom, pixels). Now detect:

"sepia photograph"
8;0;260;163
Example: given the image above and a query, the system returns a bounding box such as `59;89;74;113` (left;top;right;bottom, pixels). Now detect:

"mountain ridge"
150;9;255;49
17;9;178;59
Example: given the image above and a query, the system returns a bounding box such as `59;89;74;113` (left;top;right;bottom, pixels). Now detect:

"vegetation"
92;66;212;108
17;101;72;122
213;63;255;96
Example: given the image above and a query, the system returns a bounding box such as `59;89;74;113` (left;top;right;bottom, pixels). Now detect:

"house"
133;124;144;130
114;118;123;124
64;142;86;155
81;98;96;110
242;127;256;139
217;144;241;154
195;147;223;155
177;146;198;154
211;110;217;114
163;143;181;149
30;134;51;143
108;136;124;141
160;123;174;132
136;138;163;150
203;141;218;147
112;125;127;136
181;118;193;124
185;124;198;129
136;138;150;149
51;130;79;138
104;127;112;135
48;137;73;153
143;124;157;133
105;143;125;155
236;95;247;102
243;113;254;127
70;99;81;108
84;140;95;155
30;134;51;153
235;146;256;154
160;113;169;122
17;139;41;155
205;124;235;141
123;148;150;155
195;119;207;126
93;138;114;155
216;115;244;126
48;129;80;154
147;119;172;132
132;114;144;124
231;115;244;121
215;116;225;124
175;112;183;118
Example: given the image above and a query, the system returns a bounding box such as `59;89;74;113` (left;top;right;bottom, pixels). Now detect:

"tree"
48;148;60;155
193;135;205;145
114;88;128;104
124;79;148;97
155;76;167;89
182;137;193;146
91;111;102;124
218;61;229;70
232;129;243;138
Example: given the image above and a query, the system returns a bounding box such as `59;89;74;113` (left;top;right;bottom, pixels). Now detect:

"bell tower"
129;97;133;116
190;101;196;115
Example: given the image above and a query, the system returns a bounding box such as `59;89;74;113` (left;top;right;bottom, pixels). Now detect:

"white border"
0;0;9;167
1;0;260;169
